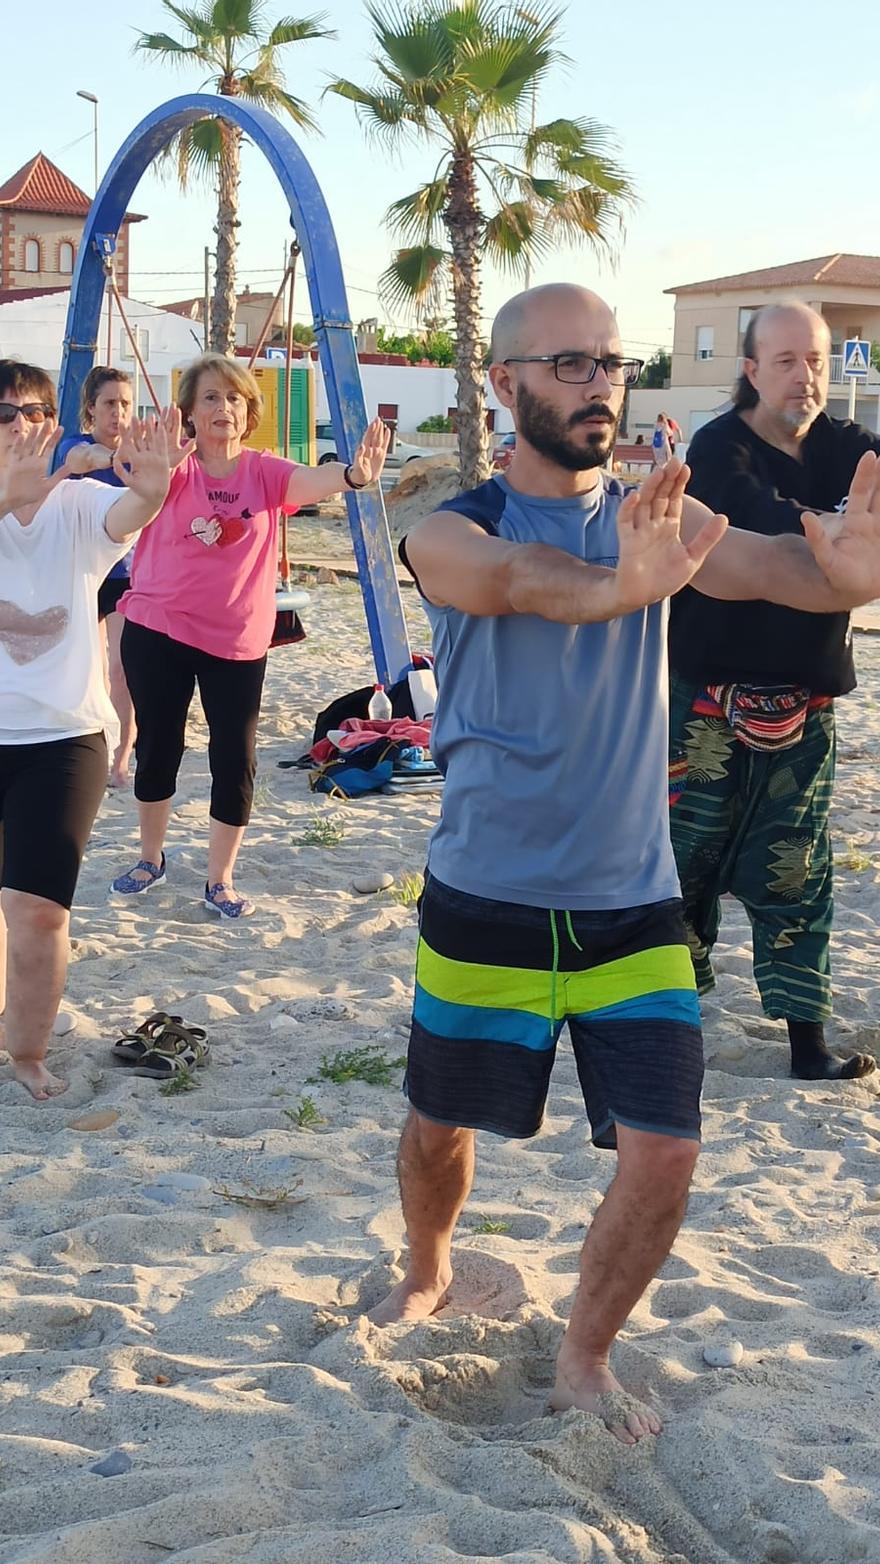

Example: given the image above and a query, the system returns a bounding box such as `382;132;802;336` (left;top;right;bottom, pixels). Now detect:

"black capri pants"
0;733;108;908
121;619;267;827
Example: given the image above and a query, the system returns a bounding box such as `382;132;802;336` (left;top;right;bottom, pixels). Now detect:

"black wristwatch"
343;464;367;490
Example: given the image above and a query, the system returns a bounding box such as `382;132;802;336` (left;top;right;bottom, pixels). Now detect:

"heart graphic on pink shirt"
190;515;223;547
215;516;246;548
0;600;68;665
190;514;247;548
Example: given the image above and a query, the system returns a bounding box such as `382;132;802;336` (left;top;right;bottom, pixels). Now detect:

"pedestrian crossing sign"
843;338;871;378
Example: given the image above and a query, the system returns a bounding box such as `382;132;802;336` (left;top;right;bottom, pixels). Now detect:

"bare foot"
11;1058;69;1100
549;1356;662;1446
367;1271;452;1326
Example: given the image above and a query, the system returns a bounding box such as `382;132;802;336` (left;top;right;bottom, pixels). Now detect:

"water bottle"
368;683;393;721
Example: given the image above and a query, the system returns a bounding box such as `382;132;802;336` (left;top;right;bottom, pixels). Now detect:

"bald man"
372;284;880;1444
670;303;880;1083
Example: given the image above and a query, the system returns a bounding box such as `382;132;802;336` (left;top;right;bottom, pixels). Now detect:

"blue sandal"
204;881;255;920
111;854;166;896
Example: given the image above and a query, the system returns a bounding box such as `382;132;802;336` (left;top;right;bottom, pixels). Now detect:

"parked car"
492;431;516;469
314;420;433;465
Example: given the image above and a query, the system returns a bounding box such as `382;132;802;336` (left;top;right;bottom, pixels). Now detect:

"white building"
0;288;206;415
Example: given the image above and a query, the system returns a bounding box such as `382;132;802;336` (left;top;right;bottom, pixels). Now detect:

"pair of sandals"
112;1011;210;1079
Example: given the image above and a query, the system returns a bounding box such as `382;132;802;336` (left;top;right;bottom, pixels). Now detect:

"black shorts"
0;733;107;908
405;874;705;1149
98;575;129;621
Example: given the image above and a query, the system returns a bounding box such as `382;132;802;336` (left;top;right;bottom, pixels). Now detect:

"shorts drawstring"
564;911;583;953
548;910;583;1035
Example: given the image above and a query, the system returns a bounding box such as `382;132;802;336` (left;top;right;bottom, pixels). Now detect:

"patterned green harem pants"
668;674;836;1022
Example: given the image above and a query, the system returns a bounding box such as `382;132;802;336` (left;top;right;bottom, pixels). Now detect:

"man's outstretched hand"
614;459;728;614
801;451;880;605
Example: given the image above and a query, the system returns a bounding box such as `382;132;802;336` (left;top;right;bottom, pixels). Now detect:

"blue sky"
6;0;879;356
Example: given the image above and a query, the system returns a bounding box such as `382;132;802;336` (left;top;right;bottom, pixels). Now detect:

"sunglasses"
0;400;52;425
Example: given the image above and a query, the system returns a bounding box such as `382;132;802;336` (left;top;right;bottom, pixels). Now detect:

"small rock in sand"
90;1449;133;1477
152;1171;211;1192
703;1339;744;1368
70;1109;120;1132
352;872;394;895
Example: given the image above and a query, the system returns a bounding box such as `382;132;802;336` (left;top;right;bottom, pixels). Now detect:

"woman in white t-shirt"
0;360;173;1099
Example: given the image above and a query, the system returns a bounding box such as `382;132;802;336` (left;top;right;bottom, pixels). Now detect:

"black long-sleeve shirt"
669;409;880;695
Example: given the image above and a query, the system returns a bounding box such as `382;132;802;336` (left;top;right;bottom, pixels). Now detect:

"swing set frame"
56;93;413;685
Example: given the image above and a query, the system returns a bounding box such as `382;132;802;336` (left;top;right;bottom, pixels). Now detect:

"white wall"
0;291;205;415
627;385;732;440
313;358;514;435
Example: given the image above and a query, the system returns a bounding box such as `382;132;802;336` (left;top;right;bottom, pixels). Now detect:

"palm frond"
365;0;456;83
133;30;213;64
386;176;450;242
176;118;226;186
211;0;265;41
324;78;423;136
237;75;318;130
267;11;334;46
158;1;218;45
379;245;449;314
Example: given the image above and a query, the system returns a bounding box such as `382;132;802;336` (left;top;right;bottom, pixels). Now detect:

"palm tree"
327;0;635;487
135;1;333;355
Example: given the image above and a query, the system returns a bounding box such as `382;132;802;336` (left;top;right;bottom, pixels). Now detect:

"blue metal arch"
58;92;411;684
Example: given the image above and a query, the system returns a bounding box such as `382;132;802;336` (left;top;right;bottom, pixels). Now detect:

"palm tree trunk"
211;117;241;356
445;153;489;489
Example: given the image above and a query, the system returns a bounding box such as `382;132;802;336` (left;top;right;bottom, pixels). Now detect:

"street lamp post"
76;91;99;195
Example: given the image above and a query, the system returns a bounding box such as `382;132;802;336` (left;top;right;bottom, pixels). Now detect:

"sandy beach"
1;570;879;1564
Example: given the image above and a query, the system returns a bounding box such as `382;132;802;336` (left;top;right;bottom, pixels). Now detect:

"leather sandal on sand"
112;1011;183;1064
131;1022;210;1079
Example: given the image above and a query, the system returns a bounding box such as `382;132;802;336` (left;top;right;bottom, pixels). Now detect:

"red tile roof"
666;254;880;295
0;153;145;221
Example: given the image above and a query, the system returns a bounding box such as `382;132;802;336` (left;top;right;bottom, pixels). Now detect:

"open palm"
0;421;66;514
113;417;172;508
802;451;880;601
615;460;728;612
350;416;392;485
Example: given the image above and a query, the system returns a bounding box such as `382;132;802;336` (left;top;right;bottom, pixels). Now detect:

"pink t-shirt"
120;447;295;660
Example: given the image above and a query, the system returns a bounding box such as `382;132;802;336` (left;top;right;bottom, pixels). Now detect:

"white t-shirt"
0;478;130;743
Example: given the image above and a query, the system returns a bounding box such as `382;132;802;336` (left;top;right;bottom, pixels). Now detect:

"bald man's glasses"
503;353;644;387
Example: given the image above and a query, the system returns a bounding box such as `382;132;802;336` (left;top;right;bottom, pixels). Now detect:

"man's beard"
515;383;619;472
779;400;822;434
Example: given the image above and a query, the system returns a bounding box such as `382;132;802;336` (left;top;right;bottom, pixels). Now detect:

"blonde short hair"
177;353;262;437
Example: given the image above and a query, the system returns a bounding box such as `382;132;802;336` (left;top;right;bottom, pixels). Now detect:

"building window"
695;325;714;361
23;238;40;273
59;241;74;273
737;307;759;352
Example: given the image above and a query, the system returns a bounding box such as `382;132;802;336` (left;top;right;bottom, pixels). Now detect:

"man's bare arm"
405;464;728;622
685;450;880;610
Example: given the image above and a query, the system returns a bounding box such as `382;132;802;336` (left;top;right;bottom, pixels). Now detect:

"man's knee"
616;1126;700;1198
406;1109;473;1156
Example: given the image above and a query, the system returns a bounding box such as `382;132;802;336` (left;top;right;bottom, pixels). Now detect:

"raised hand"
159;404;196;468
64;441;115;475
0;419;66;514
113;417;172;508
348;416;392;486
801;451;880;603
613;459;728;613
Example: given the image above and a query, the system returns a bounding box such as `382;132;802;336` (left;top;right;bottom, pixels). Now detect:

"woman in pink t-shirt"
111;353;389;920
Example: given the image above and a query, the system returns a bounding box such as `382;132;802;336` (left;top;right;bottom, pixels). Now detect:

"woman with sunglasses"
0;359;173;1099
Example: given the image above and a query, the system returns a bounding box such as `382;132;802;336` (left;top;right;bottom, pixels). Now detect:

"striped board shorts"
405;874;704;1149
